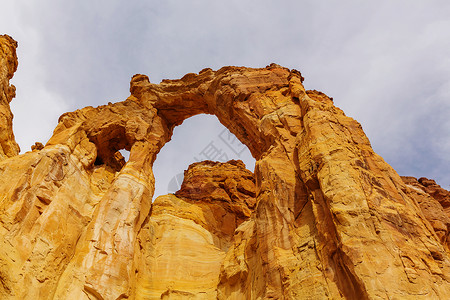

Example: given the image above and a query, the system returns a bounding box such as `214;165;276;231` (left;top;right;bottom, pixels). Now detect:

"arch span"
128;65;296;160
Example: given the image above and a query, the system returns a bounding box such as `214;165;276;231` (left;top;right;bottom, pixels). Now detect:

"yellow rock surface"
0;36;449;299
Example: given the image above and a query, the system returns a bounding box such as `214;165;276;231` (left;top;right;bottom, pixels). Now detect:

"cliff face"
0;36;449;299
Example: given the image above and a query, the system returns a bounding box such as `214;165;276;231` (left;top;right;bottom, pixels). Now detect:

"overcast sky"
1;0;449;197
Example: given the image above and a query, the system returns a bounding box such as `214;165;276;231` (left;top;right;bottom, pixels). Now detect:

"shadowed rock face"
0;35;449;299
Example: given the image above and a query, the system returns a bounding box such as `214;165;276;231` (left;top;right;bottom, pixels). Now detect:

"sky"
1;0;449;197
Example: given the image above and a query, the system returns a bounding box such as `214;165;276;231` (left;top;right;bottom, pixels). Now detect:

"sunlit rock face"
0;35;449;299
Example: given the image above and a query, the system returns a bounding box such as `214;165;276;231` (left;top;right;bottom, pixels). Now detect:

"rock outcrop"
401;176;450;251
0;36;450;299
0;34;20;160
134;160;255;299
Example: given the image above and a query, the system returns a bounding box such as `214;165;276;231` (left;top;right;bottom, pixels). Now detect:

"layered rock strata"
0;36;449;299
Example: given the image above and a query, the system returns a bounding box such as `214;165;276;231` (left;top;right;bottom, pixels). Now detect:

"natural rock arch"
1;35;449;299
43;64;450;299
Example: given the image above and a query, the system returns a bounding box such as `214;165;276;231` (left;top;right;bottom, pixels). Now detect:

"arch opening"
88;123;132;172
118;149;130;162
152;114;255;200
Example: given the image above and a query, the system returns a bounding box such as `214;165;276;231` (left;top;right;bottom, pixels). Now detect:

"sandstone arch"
1;35;449;299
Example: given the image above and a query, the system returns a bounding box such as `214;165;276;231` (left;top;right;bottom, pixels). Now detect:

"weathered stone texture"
0;35;449;299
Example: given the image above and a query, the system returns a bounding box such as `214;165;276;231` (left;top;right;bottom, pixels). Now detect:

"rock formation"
134;160;255;299
401;176;450;251
0;35;449;299
0;34;20;160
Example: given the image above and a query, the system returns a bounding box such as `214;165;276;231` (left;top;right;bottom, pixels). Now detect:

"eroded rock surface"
0;36;450;299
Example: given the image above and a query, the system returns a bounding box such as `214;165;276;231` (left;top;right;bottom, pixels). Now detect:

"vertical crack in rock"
0;36;449;299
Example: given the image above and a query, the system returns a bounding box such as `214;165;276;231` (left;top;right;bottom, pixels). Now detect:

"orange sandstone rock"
175;160;256;219
0;34;449;300
401;176;450;251
0;34;20;160
134;160;255;299
418;177;450;216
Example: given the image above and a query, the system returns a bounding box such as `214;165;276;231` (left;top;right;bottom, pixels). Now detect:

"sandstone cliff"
0;36;449;299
